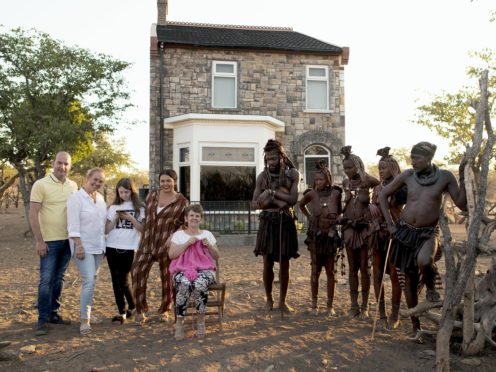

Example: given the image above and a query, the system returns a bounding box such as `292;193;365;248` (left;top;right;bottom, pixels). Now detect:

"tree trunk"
435;70;492;371
436;308;455;372
0;173;19;199
15;165;32;235
461;270;475;354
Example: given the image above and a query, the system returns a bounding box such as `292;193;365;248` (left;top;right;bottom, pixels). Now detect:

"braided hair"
340;146;367;184
376;146;401;182
313;159;333;190
263;139;295;188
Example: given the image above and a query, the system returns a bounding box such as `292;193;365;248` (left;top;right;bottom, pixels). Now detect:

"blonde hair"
86;167;105;179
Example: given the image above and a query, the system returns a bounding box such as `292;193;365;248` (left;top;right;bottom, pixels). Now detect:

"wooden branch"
451;70;490;306
402;301;443;317
439;207;456;301
0;174;18;199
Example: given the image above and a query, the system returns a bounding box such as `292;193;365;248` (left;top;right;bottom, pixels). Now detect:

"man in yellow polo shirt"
29;151;78;336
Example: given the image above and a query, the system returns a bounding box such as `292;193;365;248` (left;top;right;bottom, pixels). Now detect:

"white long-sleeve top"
67;188;107;255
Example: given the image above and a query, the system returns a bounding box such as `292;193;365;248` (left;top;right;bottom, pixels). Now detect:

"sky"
1;0;495;169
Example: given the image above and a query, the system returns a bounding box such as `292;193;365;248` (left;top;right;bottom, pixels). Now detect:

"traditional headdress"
340;145;367;182
376;146;401;181
411;142;437;157
314;159;333;189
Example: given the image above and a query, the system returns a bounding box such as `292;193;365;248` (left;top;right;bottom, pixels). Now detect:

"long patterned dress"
131;190;188;314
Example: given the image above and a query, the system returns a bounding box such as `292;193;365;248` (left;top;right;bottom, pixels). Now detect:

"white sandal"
197;322;206;338
80;323;91;335
174;321;184;341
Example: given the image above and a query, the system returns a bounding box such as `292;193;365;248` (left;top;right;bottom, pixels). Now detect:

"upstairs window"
212;61;237;108
306;65;329;111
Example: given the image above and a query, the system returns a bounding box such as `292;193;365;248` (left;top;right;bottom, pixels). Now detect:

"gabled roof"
156;22;343;55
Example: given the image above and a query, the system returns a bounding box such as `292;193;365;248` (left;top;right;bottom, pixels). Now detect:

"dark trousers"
106;247;135;314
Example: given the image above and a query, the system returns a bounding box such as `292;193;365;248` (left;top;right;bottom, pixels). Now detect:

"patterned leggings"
174;270;216;317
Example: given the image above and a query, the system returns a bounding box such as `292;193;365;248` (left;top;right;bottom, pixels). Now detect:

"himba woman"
131;169;188;325
369;147;406;330
299;160;342;316
340;146;380;319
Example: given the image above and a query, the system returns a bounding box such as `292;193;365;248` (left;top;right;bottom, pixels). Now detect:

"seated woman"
168;204;220;341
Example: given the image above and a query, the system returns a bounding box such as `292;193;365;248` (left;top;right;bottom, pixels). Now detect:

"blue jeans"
37;240;71;325
74;253;103;320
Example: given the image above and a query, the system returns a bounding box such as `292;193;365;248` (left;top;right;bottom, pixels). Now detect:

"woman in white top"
105;178;145;323
169;204;220;341
67;168;107;335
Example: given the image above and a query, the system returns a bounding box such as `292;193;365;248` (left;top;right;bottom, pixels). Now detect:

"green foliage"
0;27;132;177
71;133;132;177
414;49;496;163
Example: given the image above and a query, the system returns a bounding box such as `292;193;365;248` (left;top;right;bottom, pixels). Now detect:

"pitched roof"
156;22;342;54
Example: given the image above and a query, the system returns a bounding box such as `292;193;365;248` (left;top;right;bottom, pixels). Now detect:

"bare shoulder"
255;171;266;183
288;168;300;179
439;168;457;182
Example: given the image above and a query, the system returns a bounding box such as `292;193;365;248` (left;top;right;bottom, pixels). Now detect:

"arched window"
304;145;331;188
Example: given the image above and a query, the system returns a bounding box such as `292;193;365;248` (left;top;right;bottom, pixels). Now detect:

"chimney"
157;0;168;25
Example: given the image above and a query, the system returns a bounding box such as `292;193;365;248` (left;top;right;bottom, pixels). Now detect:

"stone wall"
149;46;346;186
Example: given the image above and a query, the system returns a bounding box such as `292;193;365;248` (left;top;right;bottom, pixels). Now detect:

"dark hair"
263;139;296;189
313;160;333;190
184;204;204;218
112;178;144;217
376;146;401;180
263;139;295;169
158;169;178;192
340;145;367;184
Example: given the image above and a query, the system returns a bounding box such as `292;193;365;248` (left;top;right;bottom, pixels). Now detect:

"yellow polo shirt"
30;173;78;242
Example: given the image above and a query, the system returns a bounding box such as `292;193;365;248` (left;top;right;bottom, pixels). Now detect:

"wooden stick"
279;210;283;321
371;239;392;340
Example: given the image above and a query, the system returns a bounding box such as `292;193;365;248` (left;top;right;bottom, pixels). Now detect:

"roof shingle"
157;23;342;54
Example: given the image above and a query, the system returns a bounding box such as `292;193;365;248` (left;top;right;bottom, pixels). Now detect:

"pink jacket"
169;240;216;281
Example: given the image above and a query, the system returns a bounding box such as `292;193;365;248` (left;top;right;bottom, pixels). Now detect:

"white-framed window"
304;145;331;187
199;143;256;201
305;65;329;111
178;145;190;200
212;61;237;109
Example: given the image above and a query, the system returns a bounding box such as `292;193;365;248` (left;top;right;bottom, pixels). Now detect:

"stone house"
150;1;349;202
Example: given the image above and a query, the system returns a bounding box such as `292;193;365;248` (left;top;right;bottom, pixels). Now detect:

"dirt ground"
0;207;495;372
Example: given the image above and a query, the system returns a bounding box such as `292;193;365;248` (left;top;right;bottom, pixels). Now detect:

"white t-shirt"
171;229;216;247
106;201;145;250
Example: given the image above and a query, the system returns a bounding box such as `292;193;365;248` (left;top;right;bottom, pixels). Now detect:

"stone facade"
149;45;346;187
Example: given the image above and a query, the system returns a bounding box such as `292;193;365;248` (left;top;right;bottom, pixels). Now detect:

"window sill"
210;107;240;112
303;109;333;114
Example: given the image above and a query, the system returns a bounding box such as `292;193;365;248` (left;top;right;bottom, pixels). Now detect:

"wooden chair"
172;258;226;325
203;259;226;323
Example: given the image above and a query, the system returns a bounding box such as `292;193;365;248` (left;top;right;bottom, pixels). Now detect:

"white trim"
151;23;157;37
178;144;190;165
164;113;285;131
212;61;237;109
303;109;332;113
305;65;329;111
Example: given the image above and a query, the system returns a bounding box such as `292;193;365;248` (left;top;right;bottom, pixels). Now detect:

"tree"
407;70;496;372
0;27;132;223
415;49;496;164
70;133;133;178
